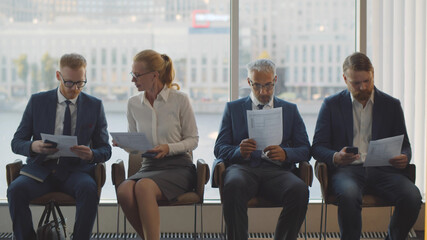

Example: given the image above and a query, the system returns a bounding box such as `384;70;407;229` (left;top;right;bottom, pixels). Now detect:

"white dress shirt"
249;91;274;110
55;87;77;136
350;91;374;164
126;86;199;156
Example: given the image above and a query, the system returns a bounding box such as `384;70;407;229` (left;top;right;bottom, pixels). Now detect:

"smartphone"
141;152;157;158
44;139;58;148
345;146;358;154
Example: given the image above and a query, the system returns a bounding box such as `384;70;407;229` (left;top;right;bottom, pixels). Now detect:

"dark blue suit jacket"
11;88;112;175
214;96;310;170
311;87;411;170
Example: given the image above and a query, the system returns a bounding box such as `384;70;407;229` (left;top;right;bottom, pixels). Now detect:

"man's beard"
352;89;372;102
258;95;272;105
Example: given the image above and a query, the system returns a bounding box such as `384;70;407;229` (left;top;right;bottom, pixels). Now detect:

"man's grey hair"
246;59;276;77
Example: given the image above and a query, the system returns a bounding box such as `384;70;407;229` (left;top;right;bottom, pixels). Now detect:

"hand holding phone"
345;146;358;154
44;139;58;148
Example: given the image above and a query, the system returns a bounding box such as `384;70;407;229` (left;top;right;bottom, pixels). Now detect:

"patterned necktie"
63;100;72;136
257;104;265;110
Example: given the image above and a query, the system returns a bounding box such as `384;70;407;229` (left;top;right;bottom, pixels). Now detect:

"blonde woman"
116;50;198;240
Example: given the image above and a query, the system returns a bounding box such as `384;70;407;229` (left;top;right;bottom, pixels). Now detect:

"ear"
247;77;251;86
342;73;347;83
56;71;61;82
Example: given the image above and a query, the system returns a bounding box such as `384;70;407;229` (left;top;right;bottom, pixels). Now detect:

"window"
6;1;426;203
239;0;355;200
0;0;230;201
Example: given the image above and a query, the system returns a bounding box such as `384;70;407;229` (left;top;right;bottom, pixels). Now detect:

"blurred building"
0;0;353;108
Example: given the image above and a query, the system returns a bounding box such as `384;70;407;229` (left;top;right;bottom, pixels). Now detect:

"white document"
247;108;283;150
363;134;404;167
110;132;153;152
40;133;78;158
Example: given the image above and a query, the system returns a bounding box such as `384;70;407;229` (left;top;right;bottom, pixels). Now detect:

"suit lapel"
46;90;58;134
340;91;353;145
75;93;84;142
372;88;382;140
240;97;253;138
242;96;252;127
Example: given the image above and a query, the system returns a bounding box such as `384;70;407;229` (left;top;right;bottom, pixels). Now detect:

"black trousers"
222;163;309;240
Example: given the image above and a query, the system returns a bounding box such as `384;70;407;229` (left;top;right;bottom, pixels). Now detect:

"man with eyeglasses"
214;59;310;240
8;53;111;240
311;52;421;240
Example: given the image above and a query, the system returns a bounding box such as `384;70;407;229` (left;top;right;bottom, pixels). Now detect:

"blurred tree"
30;63;41;93
13;54;29;83
13;54;30;97
40;52;57;89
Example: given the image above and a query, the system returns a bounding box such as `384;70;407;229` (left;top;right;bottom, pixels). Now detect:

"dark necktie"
257;104;265;110
63;100;72;136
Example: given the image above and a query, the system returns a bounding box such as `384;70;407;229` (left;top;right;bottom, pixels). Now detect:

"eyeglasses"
249;79;275;91
130;71;154;79
59;72;87;89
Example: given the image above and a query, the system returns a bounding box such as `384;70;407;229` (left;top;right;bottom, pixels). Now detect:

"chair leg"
96;206;100;240
193;204;197;240
124;213;127;240
116;204;120;240
220;205;225;240
200;203;204;240
319;199;323;240
304;216;307;240
324;203;328;240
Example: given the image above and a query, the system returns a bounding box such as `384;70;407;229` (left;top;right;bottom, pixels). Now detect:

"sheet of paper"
110;132;153;152
363;134;404;167
247;108;283;150
40;133;78;158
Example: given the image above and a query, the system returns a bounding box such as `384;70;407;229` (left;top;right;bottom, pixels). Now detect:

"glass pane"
0;0;230;200
239;0;356;200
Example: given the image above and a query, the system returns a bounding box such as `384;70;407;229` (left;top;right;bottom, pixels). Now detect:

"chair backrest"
127;153;143;178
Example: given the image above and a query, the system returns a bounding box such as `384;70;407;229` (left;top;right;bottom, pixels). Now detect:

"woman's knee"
117;180;136;203
134;178;161;199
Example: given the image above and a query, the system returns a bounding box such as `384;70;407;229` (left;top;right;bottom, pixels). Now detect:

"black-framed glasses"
130;71;154;79
58;72;87;89
249;79;275;91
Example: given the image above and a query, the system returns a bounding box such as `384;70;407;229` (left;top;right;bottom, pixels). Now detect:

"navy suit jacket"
11;88;112;175
214;96;310;170
311;87;411;170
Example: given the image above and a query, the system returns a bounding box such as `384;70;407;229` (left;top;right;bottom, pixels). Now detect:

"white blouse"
127;86;199;156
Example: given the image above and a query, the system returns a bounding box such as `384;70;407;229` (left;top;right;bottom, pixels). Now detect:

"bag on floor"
36;201;67;240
